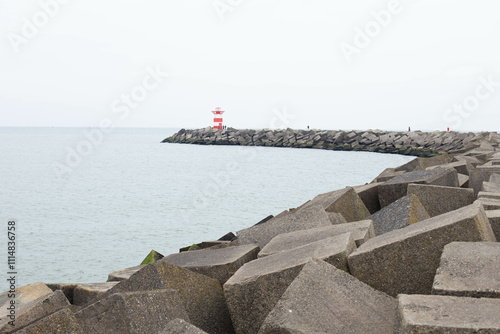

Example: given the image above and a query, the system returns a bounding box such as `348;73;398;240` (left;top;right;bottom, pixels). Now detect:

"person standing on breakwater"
408;126;411;131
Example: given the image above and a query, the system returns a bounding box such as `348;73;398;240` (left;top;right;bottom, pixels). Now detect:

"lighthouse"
212;107;225;130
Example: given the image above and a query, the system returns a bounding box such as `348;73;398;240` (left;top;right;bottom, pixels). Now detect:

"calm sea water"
0;127;413;290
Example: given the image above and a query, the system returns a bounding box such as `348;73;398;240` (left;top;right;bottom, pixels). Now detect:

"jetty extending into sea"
2;128;500;333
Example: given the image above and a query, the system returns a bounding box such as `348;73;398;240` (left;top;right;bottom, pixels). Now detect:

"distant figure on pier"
408;126;411;132
307;125;310;130
447;127;450;131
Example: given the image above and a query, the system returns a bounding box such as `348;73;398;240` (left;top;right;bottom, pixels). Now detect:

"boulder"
106;261;234;334
486;210;500;241
236;205;332;249
13;308;83;334
432;242;500;298
353;183;381;214
378;167;459;208
258;260;398;334
299;187;370;222
107;265;145;282
348;203;496;296
160;318;208;334
367;194;430;235
75;290;190;334
73;282;119;306
398;294;500;333
224;234;356;334
407;184;474;217
162;244;260;284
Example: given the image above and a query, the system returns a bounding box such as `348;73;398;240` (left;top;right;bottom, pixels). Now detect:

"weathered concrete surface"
47;283;79;304
14;308;83;334
258;260;398;334
458;173;469;188
0;289;69;333
378;167;459;208
160;318;208;334
75;290;190;334
427;160;470;175
482;181;500;193
396;154;453;172
106;261;234;334
327;212;349;224
162;244;260;284
348;203;496;297
107;264;145;282
179;241;232;253
407;184;474;217
73;282;119;306
300;187;370;222
224;234;356;334
469;165;500;195
236;205;332;249
259;220;373;257
353;183;381;214
486;210;500;241
367;194;430;235
478;191;500;200
476;198;500;210
398;294;500;333
432;242;500;298
372;168;406;183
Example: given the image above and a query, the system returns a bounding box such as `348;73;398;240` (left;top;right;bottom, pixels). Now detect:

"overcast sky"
1;0;499;131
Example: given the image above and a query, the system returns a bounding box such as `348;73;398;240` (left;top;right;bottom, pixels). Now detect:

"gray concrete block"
469;165;500;196
427;160;470;175
162;244;259;284
107;265;145;282
46;283;78;304
367;194;430;235
75;290;190;334
259;221;372;257
327;212;349;224
432;242;500;298
160;318;208;334
258;260;398;334
475;198;500;210
486;210;500;241
378;167;459;208
478;191;500;200
398;294;500;333
237;205;332;249
348;203;496;296
73;282;119;306
407;184;474;217
372;168;406;183
490;173;500;183
224;234;356;334
458;173;469;188
482;181;500;193
353;183;381;214
396;154;453;172
14;308;83;334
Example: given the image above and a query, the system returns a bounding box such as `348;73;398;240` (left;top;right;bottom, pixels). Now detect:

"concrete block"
47;283;78;304
107;265;145;282
395;154;453;172
258;260;398;334
378;167;459;208
160;318;208;334
327;212;349;224
224;234;356;334
482;181;500;193
475;198;500;210
372;168;406;183
486;210;500;241
490;173;500;183
398;294;500;333
259;221;372;257
458;173;469;188
237;205;332;249
407;184;474;217
479;191;500;200
14;308;83;334
300;187;370;222
179;241;231;253
367;194;430;235
469;165;500;195
353;183;381;214
162;244;259;284
432;242;500;298
73;282;119;306
106;261;234;334
348;203;496;296
427;160;470;175
75;289;190;334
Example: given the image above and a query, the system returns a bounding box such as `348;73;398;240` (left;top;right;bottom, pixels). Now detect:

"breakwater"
162;127;500;157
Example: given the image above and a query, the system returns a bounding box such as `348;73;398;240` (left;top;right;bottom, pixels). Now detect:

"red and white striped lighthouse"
212;107;225;130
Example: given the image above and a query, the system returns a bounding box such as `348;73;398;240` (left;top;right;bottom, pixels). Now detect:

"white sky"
1;0;499;131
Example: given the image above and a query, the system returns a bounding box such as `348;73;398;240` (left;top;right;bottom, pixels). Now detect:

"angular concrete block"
427;160;470;175
475;198;500;210
106;261;234;334
73;282;119;306
353;183;381;214
348;203;496;296
486;210;500;241
490;173;500;183
160;318;208;334
327;212;349;225
237;205;332;249
458;173;469;188
398;294;500;333
378;167;459;208
258;260;398;334
107;264;145;282
372;167;406;183
14;308;83;334
433;242;500;298
224;234;356;334
162;244;260;284
301;187;370;222
396;154;453;172
469;165;500;195
76;290;190;334
482;181;500;193
47;283;78;304
367;194;430;235
259;221;373;257
407;184;474;217
478;191;500;200
0;289;69;333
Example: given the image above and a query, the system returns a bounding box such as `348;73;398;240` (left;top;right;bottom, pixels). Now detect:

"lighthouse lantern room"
212;107;225;130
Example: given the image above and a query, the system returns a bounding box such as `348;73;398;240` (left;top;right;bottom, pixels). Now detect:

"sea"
0;127;413;291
